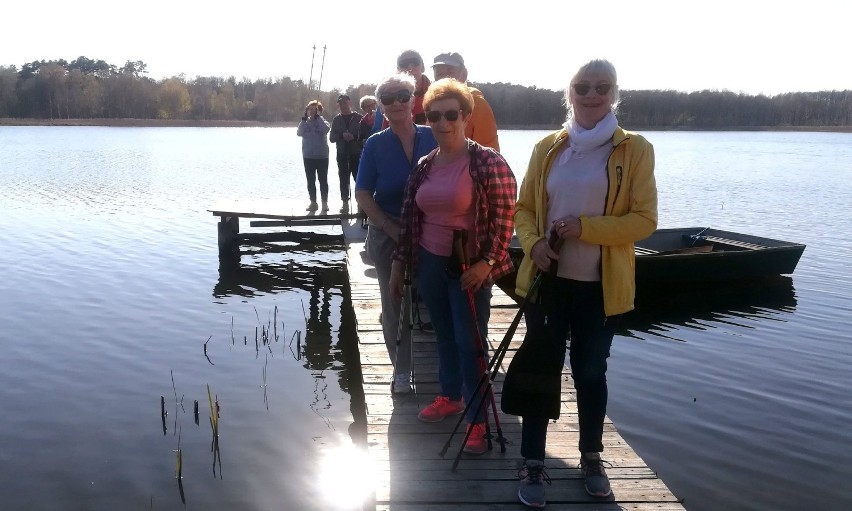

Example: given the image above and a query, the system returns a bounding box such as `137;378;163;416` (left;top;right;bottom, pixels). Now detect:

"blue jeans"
520;277;618;459
415;247;491;424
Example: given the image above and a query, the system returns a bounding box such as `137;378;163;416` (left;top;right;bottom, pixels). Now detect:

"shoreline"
2;118;851;133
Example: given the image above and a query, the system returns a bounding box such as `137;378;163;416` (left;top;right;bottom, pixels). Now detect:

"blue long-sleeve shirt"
355;125;437;217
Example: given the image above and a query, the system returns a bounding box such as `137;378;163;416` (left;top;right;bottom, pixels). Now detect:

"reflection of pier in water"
622;276;798;340
212;237;366;434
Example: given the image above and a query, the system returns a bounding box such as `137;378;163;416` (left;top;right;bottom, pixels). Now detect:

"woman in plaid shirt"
389;78;516;455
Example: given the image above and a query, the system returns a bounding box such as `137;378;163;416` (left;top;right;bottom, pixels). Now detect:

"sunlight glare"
317;442;377;509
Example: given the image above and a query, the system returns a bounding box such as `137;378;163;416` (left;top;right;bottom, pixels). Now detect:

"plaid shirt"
394;140;517;283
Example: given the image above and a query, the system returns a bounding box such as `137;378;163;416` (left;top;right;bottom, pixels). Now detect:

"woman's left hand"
552;216;582;240
461;260;492;292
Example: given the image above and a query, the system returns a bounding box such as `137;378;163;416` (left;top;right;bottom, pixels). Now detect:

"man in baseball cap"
431;51;499;151
329;93;362;212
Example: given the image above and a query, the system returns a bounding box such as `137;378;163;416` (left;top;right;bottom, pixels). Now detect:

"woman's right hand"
530;238;559;271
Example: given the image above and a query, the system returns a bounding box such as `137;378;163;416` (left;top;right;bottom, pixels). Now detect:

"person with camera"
296;100;331;212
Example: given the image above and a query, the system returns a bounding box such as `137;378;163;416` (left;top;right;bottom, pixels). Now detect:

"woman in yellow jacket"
512;59;657;508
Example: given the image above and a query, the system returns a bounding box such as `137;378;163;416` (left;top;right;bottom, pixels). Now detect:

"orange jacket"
466;87;499;151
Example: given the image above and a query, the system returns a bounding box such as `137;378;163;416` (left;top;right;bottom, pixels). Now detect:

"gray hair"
375;73;416;98
359;95;377;109
564;59;620;124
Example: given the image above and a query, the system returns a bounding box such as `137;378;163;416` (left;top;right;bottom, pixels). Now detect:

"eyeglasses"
398;58;420;69
571;83;613;96
425;110;462;123
379;89;412;106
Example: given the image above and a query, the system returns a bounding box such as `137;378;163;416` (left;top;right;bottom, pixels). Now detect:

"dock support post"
217;215;240;264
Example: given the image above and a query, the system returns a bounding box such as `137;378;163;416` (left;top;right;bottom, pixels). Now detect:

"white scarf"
563;111;618;159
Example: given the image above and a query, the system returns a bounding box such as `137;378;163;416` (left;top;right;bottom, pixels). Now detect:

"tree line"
1;57;850;128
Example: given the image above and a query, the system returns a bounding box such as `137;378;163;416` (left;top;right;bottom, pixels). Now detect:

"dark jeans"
520;277;619;459
303;158;329;203
415;247;491;424
336;153;361;201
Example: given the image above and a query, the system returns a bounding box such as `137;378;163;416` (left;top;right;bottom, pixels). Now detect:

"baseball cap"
432;52;466;69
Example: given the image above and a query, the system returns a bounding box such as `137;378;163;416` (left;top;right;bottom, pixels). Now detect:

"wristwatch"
481;257;496;267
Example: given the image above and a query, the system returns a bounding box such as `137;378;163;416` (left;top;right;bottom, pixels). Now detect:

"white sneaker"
392;373;412;395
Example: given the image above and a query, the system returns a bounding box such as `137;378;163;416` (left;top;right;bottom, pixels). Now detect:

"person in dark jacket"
329;94;363;213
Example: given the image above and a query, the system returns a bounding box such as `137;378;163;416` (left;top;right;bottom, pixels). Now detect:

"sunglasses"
398;58;421;68
571;83;613;96
425;110;462;123
379;89;412;106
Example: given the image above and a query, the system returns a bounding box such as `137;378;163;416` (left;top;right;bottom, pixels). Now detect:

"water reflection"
622;276;798;339
213;239;367;436
213;239;345;297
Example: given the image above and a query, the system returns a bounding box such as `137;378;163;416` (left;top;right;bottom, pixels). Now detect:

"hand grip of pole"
452;229;470;269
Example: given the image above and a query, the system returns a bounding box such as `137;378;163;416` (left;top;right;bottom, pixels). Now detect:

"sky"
2;0;850;96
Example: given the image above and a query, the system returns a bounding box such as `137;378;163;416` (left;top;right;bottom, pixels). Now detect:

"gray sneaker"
580;452;612;497
518;459;550;508
391;373;412;395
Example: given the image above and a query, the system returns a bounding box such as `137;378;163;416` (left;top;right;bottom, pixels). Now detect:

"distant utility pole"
308;45;316;92
317;45;327;92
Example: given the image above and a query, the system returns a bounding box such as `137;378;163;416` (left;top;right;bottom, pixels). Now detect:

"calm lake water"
1;126;850;510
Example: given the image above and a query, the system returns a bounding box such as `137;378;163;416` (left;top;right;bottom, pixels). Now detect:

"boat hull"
501;227;805;299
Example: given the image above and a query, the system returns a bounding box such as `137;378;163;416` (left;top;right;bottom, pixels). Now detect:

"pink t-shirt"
415;156;476;257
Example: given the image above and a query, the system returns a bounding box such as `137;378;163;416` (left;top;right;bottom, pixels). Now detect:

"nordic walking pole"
317;44;327;92
308;44;316;92
440;231;561;467
408;270;416;393
439;268;547;462
391;265;411;394
456;230;505;450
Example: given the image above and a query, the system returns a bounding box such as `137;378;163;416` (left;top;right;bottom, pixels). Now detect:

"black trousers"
520;277;619;460
303;158;329;203
336;153;361;201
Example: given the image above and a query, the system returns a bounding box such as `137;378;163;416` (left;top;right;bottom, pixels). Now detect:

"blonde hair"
565;59;620;123
423;78;475;115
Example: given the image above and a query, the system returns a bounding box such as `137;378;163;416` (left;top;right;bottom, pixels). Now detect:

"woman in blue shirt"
355;73;437;394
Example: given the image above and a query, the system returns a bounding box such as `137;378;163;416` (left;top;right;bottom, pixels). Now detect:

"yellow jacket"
514;126;658;316
466;87;499;151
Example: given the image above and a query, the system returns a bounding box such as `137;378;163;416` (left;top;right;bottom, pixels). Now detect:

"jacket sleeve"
515;140;545;255
392;164;421;265
470;96;500;151
482;150;516;262
296;119;308;137
580;140;658;245
329;116;342;143
317;116;330;134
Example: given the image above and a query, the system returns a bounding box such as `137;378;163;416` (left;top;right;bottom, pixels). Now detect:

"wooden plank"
702;235;765;250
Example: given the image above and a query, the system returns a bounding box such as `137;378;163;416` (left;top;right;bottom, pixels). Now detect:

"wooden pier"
209;204;686;510
343;222;685;510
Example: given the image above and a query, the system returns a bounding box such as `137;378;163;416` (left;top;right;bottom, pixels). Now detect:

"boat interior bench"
688;235;764;251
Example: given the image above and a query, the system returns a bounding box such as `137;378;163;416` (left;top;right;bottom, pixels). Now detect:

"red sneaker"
463;423;488;455
417;396;464;423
